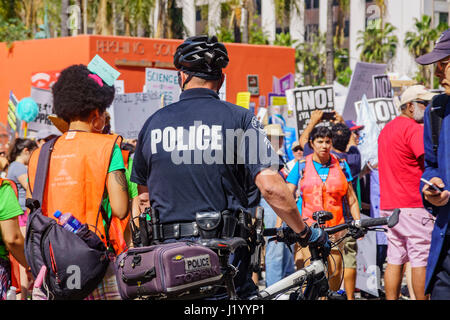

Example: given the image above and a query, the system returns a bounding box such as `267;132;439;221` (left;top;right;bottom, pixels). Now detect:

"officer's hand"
423;177;450;207
297;225;329;248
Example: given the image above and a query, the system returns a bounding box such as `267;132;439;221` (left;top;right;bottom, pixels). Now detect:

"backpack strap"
30;137;58;208
430;94;448;154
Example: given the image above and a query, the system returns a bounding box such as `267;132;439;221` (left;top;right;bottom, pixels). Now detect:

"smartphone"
322;112;336;121
421;178;444;193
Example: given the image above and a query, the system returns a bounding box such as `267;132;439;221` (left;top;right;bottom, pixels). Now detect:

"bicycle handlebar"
263;209;400;240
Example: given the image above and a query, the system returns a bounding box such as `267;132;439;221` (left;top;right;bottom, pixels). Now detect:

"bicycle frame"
255;258;327;300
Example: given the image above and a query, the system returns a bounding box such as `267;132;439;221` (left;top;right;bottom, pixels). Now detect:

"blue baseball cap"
416;29;450;65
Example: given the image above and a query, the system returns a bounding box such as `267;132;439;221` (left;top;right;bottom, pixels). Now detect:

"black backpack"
429;94;448;155
25;138;111;300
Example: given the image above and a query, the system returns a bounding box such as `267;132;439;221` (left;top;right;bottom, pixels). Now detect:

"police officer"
131;35;328;299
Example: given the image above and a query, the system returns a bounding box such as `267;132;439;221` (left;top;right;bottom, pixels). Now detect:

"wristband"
297;224;311;239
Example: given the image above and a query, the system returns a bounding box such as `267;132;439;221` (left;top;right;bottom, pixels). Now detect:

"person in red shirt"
378;85;437;300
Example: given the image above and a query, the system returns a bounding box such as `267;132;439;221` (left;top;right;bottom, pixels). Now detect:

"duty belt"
154;221;200;240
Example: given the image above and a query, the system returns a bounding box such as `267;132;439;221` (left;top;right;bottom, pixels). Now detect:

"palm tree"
404;15;447;87
335;0;349;49
357;22;398;65
60;0;69;36
325;0;334;84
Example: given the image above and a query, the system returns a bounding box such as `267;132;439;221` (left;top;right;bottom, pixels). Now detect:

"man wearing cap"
260;123;296;287
378;85;437;300
416;29;450;300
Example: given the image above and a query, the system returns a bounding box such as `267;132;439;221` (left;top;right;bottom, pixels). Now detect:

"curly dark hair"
52;64;115;123
331;123;351;153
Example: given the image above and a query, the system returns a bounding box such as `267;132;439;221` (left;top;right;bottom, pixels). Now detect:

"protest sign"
236;92;251;109
145;68;181;107
114;80;125;94
356;214;380;297
111;92;161;139
6;91;21;140
354;97;399;130
286;85;335;137
372;74;393;98
256;107;267;124
279;73;295;95
87;54;121;86
218;75;226;101
356;95;381;168
31;70;60;90
342;62;387;121
247;75;259;96
28;87;61;136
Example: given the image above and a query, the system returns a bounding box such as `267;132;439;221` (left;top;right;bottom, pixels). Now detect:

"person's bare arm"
299;110;323;149
0;217;28;268
106;170;129;220
255;169;306;233
346;183;361;221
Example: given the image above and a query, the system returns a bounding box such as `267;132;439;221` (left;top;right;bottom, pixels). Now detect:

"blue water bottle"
53;210;82;233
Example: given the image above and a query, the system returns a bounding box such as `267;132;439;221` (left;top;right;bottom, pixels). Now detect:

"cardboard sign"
236;92;251;109
87;54;121;86
28;87;62;136
286;85;335;137
354;97;399;130
372;74;393;98
111;93;161;139
343;62;387;121
145;68;181;107
247;75;259;96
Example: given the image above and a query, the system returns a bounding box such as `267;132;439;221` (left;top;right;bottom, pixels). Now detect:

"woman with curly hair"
27;64;129;300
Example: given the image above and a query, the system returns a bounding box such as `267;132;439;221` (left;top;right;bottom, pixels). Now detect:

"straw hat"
264;124;285;137
48;115;69;133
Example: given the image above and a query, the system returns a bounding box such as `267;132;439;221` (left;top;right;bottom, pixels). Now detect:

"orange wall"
1;35;295;126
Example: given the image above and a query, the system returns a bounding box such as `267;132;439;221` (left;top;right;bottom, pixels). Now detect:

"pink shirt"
378;116;425;210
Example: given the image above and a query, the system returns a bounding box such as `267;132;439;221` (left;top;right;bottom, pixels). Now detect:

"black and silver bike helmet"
174;35;229;82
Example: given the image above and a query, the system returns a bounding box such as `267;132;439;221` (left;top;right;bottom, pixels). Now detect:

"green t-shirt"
0;181;23;260
101;145;137;225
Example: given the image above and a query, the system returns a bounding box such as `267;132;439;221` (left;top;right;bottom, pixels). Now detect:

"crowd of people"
0;30;449;301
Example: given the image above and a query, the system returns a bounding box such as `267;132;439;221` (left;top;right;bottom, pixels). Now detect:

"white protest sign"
343;62;387;121
218;75;226;101
372;74;393;98
356;95;381;168
111;93;161;139
28;87;62;136
145;68;181;106
114;80;125;94
354;97;399;130
286;85;334;137
356;214;380;297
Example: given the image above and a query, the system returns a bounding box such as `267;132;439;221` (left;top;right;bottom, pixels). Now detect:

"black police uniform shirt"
131;88;281;224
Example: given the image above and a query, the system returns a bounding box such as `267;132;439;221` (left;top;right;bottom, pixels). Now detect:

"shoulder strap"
31;137;58;205
430;94;448;154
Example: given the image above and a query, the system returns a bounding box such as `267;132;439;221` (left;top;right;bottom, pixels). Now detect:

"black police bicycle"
194;208;400;300
130;208;400;300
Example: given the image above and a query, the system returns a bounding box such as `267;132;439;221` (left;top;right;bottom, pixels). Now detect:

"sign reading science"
354;98;399;130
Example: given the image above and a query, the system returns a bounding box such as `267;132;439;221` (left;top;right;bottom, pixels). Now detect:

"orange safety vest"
0;179;21;292
28;131;127;254
300;154;348;227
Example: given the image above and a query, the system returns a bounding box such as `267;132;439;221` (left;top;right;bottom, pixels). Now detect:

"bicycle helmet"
174;35;229;81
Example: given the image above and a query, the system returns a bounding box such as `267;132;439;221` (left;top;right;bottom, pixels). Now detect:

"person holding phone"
378;85;437;300
416;29;450;300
